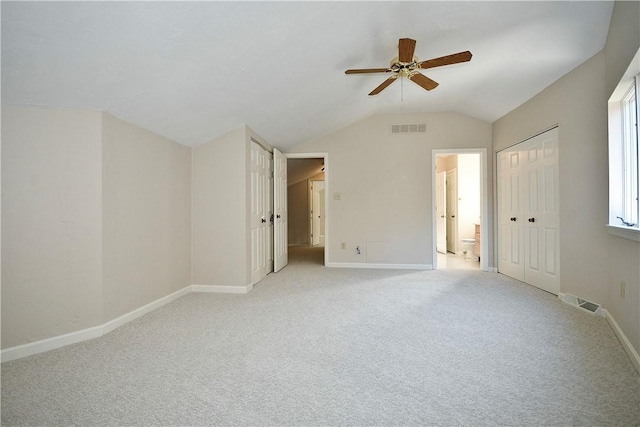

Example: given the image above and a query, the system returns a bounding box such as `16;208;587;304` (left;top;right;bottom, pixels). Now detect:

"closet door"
497;149;525;281
497;128;560;294
523;129;560;294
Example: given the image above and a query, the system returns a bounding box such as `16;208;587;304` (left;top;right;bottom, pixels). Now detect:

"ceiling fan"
345;38;472;96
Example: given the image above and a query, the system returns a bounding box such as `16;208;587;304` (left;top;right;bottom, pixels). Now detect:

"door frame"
286;152;329;266
432;148;488;271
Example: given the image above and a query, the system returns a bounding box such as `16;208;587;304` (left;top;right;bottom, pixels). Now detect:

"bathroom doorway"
432;149;487;270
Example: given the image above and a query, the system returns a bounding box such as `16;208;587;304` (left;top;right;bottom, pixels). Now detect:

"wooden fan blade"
418;51;472;69
345;68;390;74
369;75;398;95
408;72;439;91
398;38;417;63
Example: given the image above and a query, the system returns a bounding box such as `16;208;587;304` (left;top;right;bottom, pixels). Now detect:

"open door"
446;169;458;254
436;171;447;254
311;180;325;246
274;148;288;272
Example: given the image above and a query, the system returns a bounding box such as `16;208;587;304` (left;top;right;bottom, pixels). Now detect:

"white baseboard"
102;286;192;335
191;284;253;294
326;262;432;270
1;283;252;363
603;308;640;375
1;324;104;363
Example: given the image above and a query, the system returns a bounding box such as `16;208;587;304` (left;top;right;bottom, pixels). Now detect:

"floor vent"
559;293;605;317
391;123;427;135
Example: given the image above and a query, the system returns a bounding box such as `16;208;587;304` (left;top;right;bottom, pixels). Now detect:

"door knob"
270;214;274;223
528;218;535;223
451;215;455;218
261;218;266;223
276;214;281;219
510;217;517;222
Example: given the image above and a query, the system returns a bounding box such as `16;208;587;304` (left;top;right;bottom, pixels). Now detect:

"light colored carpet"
2;246;640;426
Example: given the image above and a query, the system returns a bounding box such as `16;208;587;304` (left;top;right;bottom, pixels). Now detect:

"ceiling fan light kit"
345;38;472;96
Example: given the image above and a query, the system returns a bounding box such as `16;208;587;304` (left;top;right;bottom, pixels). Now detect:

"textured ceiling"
1;1;613;149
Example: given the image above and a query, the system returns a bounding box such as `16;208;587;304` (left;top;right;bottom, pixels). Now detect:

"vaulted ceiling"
1;1;613;150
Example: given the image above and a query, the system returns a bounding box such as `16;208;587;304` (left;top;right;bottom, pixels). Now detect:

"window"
621;79;638;226
608;48;640;241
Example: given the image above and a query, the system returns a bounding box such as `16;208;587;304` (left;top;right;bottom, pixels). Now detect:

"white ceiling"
1;1;613;150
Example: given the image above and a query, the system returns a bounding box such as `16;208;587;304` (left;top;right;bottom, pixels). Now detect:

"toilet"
460;238;476;258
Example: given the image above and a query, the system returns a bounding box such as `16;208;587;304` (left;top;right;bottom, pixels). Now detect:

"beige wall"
604;1;640;357
2;108;192;349
102;113;191;321
494;53;609;303
2;107;103;348
291;112;492;266
493;1;640;353
192;126;248;287
288;180;310;246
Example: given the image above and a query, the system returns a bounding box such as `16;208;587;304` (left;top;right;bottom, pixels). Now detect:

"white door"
446;169;458;254
523;129;560;294
497;128;560;294
497;149;525;281
250;142;269;284
266;151;274;273
436;171;447;254
274;148;288;272
311;180;325;246
318;187;325;246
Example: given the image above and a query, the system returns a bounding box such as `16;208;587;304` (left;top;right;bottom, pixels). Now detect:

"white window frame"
608;48;640;242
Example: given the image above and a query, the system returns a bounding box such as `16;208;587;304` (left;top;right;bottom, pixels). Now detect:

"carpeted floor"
2;246;640;426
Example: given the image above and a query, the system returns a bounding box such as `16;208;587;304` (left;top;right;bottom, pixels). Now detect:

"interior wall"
603;0;640;358
493;0;640;354
192;126;248;287
102;113;191;321
288;180;309;245
494;53;609;304
290;112;492;267
1;107;103;348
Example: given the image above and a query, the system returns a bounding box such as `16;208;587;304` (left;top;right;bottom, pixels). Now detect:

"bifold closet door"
498;148;525;281
497;128;560;295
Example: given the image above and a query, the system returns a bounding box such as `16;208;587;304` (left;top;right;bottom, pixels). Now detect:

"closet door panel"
498;127;559;294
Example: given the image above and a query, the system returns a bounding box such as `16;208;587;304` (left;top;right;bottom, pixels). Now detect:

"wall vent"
391;123;427;135
559;293;605;317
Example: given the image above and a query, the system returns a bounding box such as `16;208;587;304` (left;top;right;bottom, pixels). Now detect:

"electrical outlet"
341;242;346;250
621;281;626;299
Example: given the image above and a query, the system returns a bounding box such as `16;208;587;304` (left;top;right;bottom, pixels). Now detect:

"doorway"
286;153;329;266
432;149;488;270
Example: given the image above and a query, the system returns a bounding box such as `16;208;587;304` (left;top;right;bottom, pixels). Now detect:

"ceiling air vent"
391;123;427;135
